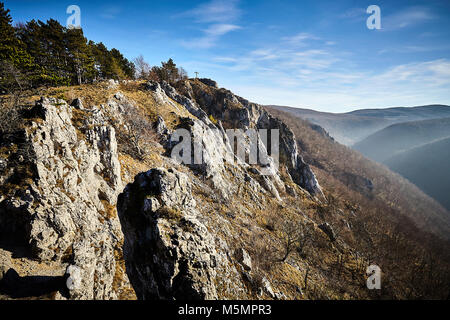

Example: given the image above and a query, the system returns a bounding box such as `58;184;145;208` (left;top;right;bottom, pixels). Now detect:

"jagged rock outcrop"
0;97;129;299
158;80;323;198
198;78;218;88
318;223;336;242
1;78;325;301
117;168;245;300
235;248;252;271
0;249;12;282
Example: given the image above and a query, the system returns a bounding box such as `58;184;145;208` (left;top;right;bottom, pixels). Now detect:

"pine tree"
1;2;146;88
0;2;34;92
65;28;93;84
161;58;179;83
111;48;135;79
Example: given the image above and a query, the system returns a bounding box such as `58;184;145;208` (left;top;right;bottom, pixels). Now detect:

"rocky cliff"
0;96;133;299
2;78;448;300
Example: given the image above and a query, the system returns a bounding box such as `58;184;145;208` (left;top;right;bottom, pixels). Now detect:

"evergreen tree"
65;28;93;84
161;58;179;83
0;2;34;92
111;48;135;79
0;2;147;89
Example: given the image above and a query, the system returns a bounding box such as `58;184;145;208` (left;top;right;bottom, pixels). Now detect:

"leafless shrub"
133;55;151;79
0;95;22;134
0;60;27;94
277;220;314;262
108;102;156;160
251;233;277;272
0;61;27;135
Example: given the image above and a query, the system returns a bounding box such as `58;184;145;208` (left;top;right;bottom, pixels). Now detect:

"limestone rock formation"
318;223;336;242
235;248;252;271
147;80;323;201
169;80;323;198
0;97;130;299
1;78;326;300
117;168;245;300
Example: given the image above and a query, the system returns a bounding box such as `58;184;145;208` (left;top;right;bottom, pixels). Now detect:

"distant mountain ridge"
269;104;450;215
385;137;450;211
268;104;450;146
353;117;450;162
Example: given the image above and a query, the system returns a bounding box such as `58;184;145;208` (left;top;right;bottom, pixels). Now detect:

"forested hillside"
354;117;450;162
268;104;450;146
385;137;450;211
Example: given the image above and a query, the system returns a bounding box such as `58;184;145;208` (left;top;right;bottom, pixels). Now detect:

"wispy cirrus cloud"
179;0;241;23
180;23;241;49
204;23;241;36
339;6;437;30
281;32;320;46
211;32;342;85
212;32;341;80
100;6;122;20
177;0;242;49
378;44;450;55
208;28;450;111
221;59;450;112
382;6;436;30
339;7;366;21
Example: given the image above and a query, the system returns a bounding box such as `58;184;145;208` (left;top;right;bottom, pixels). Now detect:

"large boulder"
117;168;245;300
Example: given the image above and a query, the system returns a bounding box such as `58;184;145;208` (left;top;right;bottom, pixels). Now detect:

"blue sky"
5;0;450;112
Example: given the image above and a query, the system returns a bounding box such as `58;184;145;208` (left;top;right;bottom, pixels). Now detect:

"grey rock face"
155;116;169;136
257;111;323;197
106;79;119;89
149;81;322;202
318;223;336;241
172;80;323;198
0;158;7;171
261;277;275;298
198;78;218;88
117;167;245;300
235;248;252;271
0;97;129;299
0;249;12;282
160;81;209;121
146;83;240;199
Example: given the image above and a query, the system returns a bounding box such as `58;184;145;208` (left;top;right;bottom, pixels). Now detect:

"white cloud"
177;0;241;23
211;37;450;111
212;34;340;78
339;6;436;31
204;24;241;36
178;1;242;49
382;6;436;30
339;7;366;21
181;24;241;49
100;6;122;20
282;32;320;46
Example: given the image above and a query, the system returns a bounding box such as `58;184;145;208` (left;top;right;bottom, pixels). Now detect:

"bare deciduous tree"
133;55;151;79
106;102;155;160
278;220;314;262
0;60;27;135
